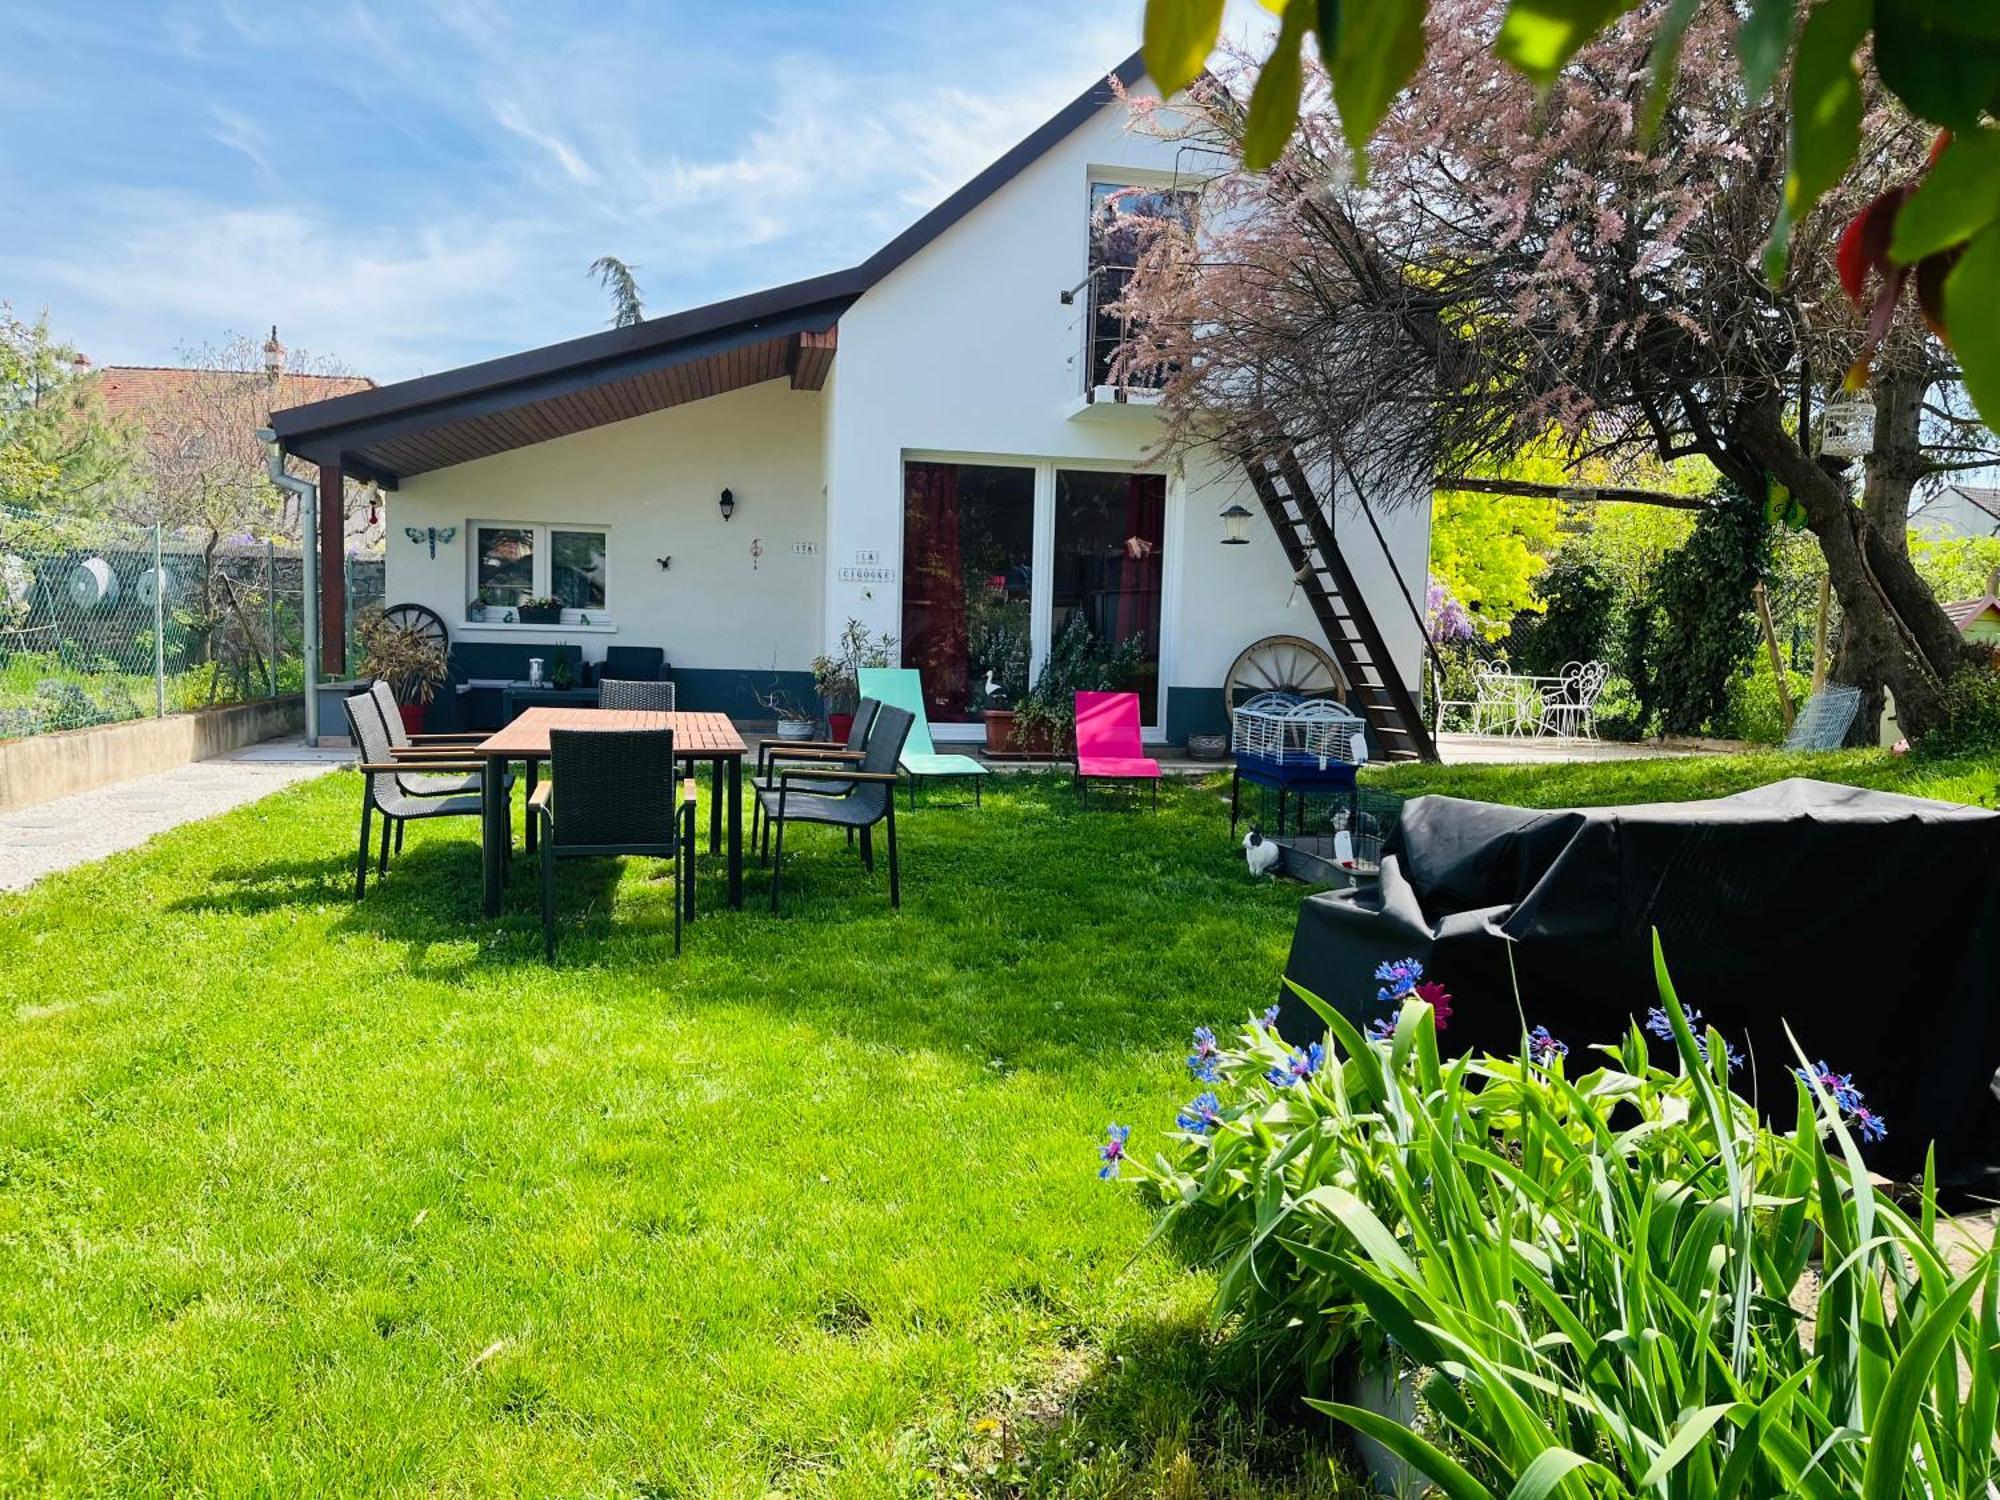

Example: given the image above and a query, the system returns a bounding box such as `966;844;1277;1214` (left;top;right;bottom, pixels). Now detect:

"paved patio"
0;738;348;891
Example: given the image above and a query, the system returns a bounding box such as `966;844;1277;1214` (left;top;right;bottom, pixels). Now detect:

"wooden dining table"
467;707;748;916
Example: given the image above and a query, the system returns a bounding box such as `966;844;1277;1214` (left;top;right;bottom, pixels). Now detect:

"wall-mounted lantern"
1219;502;1253;545
718;488;737;522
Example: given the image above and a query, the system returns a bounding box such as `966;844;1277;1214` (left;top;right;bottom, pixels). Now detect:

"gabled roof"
272;50;1148;484
1943;595;2000;630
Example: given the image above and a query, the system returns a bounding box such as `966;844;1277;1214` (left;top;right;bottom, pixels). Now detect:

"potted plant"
992;615;1146;757
967;621;1030;753
517;594;563;625
811;618;898;740
355;607;448;734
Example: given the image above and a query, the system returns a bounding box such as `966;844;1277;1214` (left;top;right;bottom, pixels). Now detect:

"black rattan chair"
345;692;488;898
750;697;880;851
757;704;913;912
530;727;697;960
596;679;676;711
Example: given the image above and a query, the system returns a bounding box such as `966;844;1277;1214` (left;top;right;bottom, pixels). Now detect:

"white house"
1910;485;2000;539
271;53;1433;754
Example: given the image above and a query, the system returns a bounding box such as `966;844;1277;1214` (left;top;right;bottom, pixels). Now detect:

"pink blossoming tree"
1114;0;1993;739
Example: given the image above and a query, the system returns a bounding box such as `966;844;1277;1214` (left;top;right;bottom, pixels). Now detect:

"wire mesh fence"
0;504;306;739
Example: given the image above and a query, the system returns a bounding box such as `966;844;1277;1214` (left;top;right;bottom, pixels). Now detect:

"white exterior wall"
375;80;1431;739
822;88;1430;738
386;378;825;681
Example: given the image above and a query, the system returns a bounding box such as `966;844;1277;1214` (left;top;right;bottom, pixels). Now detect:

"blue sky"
1;1;1148;383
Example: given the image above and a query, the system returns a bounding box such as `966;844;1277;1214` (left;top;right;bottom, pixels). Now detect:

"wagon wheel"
377;601;450;654
1225;634;1344;708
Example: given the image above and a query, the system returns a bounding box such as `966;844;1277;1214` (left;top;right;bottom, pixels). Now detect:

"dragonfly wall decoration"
404;525;457;559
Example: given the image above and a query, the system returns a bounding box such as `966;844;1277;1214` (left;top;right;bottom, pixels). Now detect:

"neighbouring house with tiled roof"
1910;485;2000;540
82;328;383;552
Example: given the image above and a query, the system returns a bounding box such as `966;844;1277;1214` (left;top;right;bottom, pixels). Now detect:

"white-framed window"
469;520;611;620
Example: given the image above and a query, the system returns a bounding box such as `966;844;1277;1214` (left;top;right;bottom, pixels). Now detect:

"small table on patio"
470;707;748;917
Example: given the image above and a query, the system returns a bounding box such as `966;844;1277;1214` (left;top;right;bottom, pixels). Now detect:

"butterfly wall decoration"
404;525;457;559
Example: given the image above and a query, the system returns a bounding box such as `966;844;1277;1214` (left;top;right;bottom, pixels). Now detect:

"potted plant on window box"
811;618;898;741
517;594;563;625
355;607;448;734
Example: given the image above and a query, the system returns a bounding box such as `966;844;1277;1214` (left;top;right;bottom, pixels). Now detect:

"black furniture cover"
1277;778;2000;1183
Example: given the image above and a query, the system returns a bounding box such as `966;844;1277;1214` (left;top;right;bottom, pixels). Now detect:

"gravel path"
0;739;350;891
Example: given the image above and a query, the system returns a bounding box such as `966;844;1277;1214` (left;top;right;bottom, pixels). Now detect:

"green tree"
0;305;131;512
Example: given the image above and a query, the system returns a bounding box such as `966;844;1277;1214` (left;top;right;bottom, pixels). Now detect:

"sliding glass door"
902;459;1168;732
1052;469;1165;723
901;461;1035;724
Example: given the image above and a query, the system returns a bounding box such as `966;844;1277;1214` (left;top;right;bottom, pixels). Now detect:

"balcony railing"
1061;264;1170;403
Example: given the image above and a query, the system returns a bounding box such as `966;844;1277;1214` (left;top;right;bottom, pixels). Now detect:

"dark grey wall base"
669;668;818;720
1163;686;1229;745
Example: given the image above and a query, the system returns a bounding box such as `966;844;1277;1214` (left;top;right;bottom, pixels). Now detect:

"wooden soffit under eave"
324;325;838;481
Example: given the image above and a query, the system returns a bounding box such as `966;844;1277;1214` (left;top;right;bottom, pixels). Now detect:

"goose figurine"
980;669;1006;706
1243;827;1281;878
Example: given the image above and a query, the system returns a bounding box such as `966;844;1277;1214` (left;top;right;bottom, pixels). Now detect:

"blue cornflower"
1853;1107;1889;1143
1098;1124;1130;1179
1368;1017;1397;1041
1187;1027;1221;1083
1796;1061;1864;1113
1644;1005;1705;1041
1266;1042;1325;1088
1646;1006;1740;1070
1374;958;1424;1004
1528;1025;1568;1065
1176;1091;1222;1133
1259;1003;1282;1032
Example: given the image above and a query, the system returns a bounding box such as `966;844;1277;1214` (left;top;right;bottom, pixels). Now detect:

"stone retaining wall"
0;697;304;812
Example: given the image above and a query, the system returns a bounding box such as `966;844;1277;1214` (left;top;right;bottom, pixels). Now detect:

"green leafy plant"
520;595;561;612
1012;614;1147;746
1106;942;2000;1497
810;617;897;714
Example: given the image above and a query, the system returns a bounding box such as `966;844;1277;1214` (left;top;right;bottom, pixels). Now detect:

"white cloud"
3;191;547;378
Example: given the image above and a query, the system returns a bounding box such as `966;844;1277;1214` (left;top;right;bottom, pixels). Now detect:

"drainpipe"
256;427;320;745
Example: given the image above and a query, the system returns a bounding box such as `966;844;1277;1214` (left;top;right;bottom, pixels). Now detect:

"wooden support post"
318;460;346;676
1753;582;1795;733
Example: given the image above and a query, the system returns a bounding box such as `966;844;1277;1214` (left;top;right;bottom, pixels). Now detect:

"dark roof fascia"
271;269;865;445
271;49;1147;460
856;48;1147;285
290;297;854;475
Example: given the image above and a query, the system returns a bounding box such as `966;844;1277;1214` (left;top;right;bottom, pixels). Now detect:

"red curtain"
1114;473;1165;646
901;462;967;722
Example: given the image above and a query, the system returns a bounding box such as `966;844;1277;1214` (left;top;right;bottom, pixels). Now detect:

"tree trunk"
1735;399;1975;741
1830;369;1929;735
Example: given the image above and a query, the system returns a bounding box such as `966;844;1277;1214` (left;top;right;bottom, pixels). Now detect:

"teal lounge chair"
856;668;988;808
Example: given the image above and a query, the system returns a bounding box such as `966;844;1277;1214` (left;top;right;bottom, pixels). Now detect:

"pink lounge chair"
1074;691;1161;808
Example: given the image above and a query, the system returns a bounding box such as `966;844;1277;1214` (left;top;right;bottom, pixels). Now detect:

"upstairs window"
1086;181;1194;390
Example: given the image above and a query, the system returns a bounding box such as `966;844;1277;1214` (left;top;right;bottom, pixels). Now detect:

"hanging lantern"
1219;503;1253;545
1819;393;1876;459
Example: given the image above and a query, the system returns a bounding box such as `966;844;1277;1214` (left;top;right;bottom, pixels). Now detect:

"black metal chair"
344;693;487;898
750;697;880;851
530;727;697;960
758;704;913;912
597;679;676;711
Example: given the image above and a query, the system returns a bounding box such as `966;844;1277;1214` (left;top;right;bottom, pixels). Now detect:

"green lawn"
1364;744;1998;810
0;771;1352;1498
3;747;1992;1497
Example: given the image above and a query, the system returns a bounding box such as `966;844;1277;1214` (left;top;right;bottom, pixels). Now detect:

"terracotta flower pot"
982;709;1016;754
